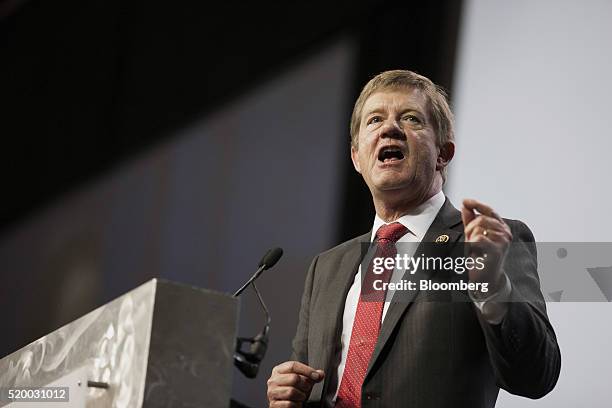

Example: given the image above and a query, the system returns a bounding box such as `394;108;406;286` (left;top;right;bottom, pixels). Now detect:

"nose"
378;119;405;140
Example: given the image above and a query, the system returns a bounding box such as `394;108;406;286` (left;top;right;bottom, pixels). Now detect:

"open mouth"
377;146;405;163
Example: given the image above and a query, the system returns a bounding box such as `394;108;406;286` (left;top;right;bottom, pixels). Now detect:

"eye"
367;115;382;125
402;114;422;124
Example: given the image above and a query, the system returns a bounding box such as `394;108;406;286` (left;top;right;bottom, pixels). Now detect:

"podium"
0;279;239;407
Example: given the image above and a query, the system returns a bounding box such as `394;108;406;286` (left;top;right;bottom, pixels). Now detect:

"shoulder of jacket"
315;232;370;260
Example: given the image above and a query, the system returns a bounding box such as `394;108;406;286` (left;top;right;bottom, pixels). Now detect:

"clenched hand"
267;361;325;408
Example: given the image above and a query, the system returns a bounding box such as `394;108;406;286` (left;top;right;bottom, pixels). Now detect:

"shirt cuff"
469;273;512;325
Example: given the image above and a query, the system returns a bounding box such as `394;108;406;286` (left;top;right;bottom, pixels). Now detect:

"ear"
436;141;455;171
351;145;362;174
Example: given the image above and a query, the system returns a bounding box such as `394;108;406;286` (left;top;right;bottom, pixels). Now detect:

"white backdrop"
449;0;612;406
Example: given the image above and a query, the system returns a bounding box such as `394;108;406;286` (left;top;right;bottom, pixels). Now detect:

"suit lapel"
364;198;464;379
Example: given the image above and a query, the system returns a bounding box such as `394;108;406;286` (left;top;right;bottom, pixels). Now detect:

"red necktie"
335;222;408;408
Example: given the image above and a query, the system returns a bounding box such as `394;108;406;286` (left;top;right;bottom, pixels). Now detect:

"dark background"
0;0;462;404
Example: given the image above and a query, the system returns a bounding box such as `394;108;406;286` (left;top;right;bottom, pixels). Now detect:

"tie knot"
375;222;408;243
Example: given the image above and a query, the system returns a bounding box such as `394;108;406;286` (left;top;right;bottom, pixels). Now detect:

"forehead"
361;87;429;117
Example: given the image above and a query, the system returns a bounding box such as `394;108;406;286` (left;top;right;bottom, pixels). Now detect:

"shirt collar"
370;190;446;242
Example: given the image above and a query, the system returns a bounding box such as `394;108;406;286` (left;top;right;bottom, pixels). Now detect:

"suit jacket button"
364;392;379;400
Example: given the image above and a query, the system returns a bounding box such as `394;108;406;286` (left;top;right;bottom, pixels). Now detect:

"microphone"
233;247;283;378
259;247;283;269
233;247;283;297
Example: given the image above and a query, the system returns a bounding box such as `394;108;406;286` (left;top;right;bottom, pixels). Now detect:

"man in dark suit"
266;70;561;407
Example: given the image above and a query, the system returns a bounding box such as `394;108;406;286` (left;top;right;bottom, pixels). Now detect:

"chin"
373;178;414;193
371;171;414;188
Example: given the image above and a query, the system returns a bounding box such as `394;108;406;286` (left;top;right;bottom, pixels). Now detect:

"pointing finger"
462;198;502;221
274;361;325;382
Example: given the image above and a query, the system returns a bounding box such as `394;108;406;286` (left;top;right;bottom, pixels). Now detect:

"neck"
373;181;442;222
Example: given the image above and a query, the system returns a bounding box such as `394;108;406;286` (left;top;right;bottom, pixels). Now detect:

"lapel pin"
435;234;449;243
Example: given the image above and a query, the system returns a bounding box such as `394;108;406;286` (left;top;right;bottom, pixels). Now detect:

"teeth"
378;147;404;161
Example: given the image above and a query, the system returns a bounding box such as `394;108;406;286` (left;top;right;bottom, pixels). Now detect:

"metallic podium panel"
0;279;239;407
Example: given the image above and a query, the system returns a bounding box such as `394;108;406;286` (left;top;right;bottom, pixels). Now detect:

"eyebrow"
363;107;426;119
362;108;385;118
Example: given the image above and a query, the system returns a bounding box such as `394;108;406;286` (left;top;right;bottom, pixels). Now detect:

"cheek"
361;133;376;149
409;139;438;167
359;137;377;159
360;149;372;168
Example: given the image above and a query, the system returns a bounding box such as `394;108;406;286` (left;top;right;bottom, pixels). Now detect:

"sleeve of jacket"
290;255;318;363
476;219;562;399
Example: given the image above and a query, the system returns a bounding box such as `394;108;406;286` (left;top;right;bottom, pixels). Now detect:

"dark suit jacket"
290;198;561;408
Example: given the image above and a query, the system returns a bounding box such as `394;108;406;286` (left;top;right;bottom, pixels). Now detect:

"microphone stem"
233;265;265;297
251;281;271;329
